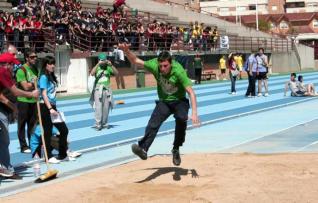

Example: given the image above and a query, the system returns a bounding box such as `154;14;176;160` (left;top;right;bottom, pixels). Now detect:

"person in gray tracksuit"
90;53;118;131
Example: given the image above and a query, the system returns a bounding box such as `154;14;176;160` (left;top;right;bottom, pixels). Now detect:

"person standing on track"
89;53;118;131
119;43;200;166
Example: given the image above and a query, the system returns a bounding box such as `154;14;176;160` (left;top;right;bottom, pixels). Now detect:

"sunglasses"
29;55;37;59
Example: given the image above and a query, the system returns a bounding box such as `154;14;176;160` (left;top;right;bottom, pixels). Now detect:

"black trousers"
17;101;37;149
40;103;68;159
139;99;190;152
245;73;256;96
195;68;202;84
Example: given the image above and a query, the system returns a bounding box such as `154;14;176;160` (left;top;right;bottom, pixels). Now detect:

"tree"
258;19;270;32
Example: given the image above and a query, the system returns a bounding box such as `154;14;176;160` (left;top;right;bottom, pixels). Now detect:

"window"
249;5;256;10
313;19;318;28
285;2;305;8
272;6;277;11
280;21;289;29
219;7;229;12
237;6;246;11
307;3;318;7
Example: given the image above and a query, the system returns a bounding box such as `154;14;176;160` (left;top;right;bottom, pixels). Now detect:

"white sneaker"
48;157;61;164
0;166;14;177
61;156;76;161
264;93;269;97
257;93;262;97
231;92;237;95
22;148;31;153
67;151;82;158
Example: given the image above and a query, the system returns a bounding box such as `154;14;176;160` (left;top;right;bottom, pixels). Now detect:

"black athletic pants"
245;73;256;96
139;98;190;152
40;103;68;159
17;101;37;150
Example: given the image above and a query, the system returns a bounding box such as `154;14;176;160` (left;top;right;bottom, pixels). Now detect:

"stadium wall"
60;52;314;94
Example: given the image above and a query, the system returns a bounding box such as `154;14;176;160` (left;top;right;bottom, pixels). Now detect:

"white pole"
235;0;238;24
256;0;259;31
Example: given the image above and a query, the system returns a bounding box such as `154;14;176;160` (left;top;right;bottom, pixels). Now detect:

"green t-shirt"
193;58;202;69
16;64;37;103
95;65;113;88
144;58;192;101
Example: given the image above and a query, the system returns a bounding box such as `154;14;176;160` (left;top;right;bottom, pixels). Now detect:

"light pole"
256;0;259;31
235;0;238;24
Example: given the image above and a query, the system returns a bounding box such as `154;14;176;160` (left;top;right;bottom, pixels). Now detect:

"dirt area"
2;153;318;203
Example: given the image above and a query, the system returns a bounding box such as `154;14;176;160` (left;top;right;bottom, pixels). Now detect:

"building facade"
200;0;318;16
221;12;318;35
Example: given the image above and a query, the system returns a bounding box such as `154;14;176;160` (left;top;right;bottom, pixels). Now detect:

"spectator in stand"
165;23;173;51
96;2;104;17
157;22;166;51
191;25;200;51
0;11;5;52
129;23;138;51
5;14;15;45
34;15;44;52
113;0;126;13
182;27;190;48
147;21;155;51
16;12;27;53
210;26;218;52
137;22;144;49
201;26;209;51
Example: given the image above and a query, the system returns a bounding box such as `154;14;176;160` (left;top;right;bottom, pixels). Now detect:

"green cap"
98;53;107;61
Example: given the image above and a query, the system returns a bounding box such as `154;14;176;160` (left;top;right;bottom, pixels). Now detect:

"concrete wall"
60;57;158;94
61;50;314;94
271;51;300;73
66;58;90;94
295;43;316;70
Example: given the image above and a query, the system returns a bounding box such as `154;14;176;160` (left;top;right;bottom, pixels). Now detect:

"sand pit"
2;153;318;203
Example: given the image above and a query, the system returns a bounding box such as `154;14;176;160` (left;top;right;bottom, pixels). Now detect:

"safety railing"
0;28;56;54
66;31;294;54
0;28;293;55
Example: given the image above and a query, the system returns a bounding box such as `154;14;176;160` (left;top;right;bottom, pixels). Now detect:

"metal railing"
0;28;56;53
0;28;293;55
67;31;293;54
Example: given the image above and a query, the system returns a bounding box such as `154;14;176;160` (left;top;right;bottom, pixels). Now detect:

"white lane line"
294;141;318;152
216;116;318;152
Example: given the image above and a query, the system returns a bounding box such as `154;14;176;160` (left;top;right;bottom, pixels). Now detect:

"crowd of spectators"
0;0;221;54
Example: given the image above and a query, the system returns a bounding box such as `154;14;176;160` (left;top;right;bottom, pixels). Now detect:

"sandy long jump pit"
2;153;318;203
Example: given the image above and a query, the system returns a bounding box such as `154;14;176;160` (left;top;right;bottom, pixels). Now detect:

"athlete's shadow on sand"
136;167;199;183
